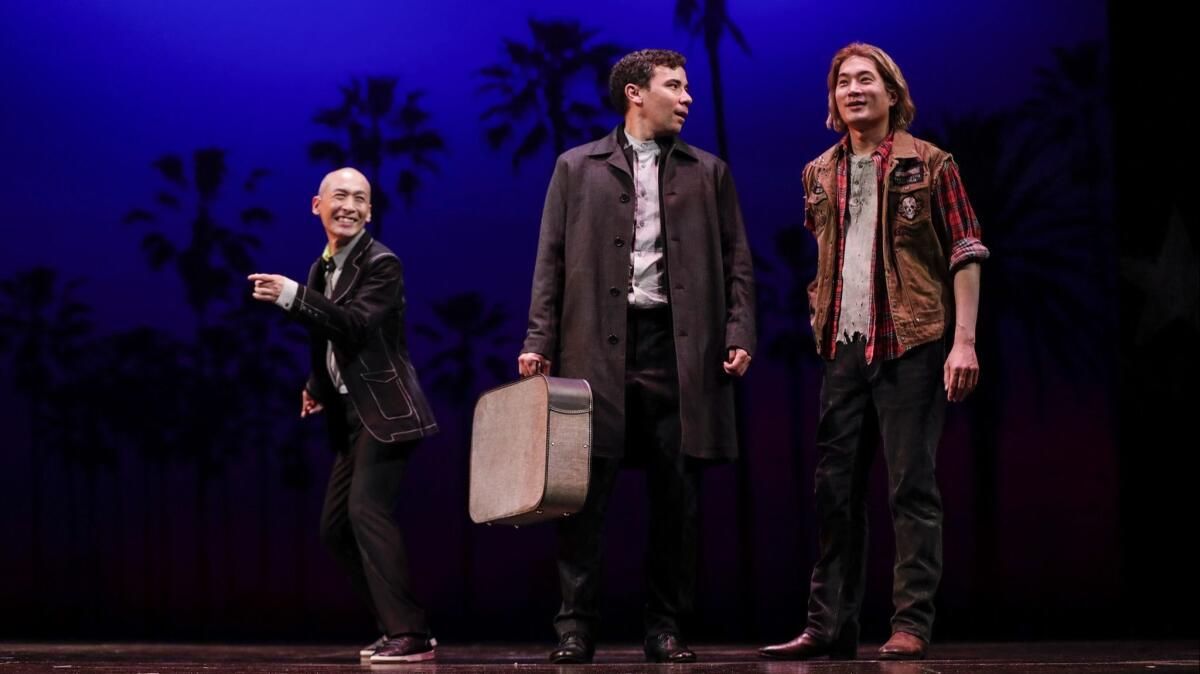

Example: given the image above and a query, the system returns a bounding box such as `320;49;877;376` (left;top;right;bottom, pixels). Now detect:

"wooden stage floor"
2;641;1196;672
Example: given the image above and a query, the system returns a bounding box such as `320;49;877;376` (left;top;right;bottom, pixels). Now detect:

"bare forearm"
952;262;981;346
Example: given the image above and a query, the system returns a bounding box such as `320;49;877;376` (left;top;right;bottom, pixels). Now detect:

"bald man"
249;168;440;663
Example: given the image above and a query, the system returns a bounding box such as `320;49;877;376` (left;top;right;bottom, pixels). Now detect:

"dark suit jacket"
522;127;756;461
289;232;438;446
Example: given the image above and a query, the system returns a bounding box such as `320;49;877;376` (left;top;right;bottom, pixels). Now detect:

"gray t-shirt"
837;153;877;343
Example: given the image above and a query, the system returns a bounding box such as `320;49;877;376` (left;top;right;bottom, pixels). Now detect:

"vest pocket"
890;180;929;224
887;182;943;324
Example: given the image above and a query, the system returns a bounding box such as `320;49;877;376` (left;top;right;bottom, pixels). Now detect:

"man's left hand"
248;273;286;303
724;348;752;377
944;343;980;402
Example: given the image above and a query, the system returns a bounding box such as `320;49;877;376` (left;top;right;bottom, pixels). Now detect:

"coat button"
607;334;619;345
609;287;620;297
619;194;630;203
614;237;624;247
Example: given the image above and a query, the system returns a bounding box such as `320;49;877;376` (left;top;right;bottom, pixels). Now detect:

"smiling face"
312;168;371;246
834;55;896;135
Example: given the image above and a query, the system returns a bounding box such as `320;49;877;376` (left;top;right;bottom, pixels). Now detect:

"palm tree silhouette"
1024;41;1110;214
415;292;511;406
926;112;1105;388
310;77;446;237
124;148;271;329
923;109;1107;619
124;148;275;616
706;229;818;636
90;325;189;626
1022;41;1114;313
414;291;511;616
675;0;753;634
0;267;96;611
762;223;821;573
214;295;309;603
479;18;623;167
675;0;750;162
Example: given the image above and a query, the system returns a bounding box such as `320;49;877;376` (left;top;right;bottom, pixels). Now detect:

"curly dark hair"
608;49;687;113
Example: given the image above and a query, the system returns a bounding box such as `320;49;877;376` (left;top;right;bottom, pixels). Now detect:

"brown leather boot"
878;631;928;660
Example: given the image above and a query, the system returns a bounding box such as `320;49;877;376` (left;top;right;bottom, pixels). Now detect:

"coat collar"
587;125;698;178
311;231;374;304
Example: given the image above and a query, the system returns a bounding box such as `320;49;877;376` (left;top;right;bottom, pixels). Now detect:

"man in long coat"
518;48;756;664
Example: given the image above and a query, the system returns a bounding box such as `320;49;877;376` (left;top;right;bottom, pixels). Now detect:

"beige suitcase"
469;375;592;525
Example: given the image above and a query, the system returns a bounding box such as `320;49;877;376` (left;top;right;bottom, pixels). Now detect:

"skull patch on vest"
898;194;922;220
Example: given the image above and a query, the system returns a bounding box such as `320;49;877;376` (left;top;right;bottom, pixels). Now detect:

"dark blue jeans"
806;338;946;644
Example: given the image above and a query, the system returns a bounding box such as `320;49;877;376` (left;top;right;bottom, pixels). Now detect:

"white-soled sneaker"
369;635;437;663
359;635;388;660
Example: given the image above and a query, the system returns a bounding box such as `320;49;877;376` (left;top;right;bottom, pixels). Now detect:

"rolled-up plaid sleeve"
934;157;990;272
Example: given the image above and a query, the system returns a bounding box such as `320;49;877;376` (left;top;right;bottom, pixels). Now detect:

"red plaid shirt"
807;133;988;362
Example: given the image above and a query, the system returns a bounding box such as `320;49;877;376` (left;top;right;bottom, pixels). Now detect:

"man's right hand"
248;273;287;303
301;389;324;418
517;352;551;377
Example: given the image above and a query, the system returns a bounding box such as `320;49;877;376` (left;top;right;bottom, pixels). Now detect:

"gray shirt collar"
327;229;366;268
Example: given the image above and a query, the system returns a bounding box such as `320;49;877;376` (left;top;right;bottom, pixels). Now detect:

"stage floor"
2;641;1196;672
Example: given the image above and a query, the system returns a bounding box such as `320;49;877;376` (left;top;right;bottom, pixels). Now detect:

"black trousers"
554;306;701;639
320;399;427;637
805;338;946;643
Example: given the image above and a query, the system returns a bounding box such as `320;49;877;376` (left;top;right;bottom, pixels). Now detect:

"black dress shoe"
758;631;857;660
644;632;697;663
550;632;594;664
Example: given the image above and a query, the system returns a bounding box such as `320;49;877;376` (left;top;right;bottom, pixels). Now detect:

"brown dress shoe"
878;631;928;660
759;631;857;660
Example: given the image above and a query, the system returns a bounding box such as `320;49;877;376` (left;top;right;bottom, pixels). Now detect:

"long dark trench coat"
522;127;756;460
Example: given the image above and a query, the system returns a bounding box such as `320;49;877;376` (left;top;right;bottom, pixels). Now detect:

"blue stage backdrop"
0;0;1159;643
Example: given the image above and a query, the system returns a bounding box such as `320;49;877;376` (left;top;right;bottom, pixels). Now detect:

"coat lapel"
330;233;372;304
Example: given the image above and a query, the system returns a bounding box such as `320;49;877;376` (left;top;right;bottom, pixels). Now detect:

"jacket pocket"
360;370;415;420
